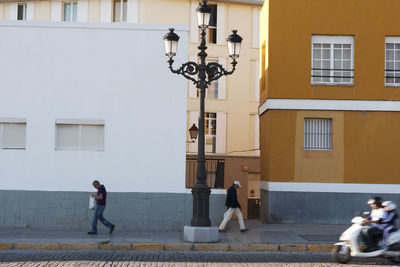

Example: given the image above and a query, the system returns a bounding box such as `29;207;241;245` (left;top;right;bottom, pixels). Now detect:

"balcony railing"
186;158;225;189
311;68;354;84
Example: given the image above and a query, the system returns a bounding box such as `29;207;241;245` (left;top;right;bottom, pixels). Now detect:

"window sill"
304;149;332;151
385;84;400;87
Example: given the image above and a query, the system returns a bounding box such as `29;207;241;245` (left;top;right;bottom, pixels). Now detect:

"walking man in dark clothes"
218;180;249;233
88;180;115;235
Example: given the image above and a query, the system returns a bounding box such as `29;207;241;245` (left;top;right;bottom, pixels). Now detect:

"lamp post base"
183;226;219;243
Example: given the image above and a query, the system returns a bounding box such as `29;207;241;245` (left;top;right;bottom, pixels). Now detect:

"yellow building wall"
138;0;189;24
261;0;400;104
259;0;268;102
344;111;400;184
260;110;295;181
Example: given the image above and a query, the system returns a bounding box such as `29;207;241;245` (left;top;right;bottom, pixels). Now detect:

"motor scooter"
332;216;400;263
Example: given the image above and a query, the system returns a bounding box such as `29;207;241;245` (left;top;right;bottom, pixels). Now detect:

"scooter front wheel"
332;244;351;264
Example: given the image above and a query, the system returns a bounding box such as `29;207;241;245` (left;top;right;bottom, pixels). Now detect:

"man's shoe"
110;225;115;234
87;231;97;235
218;229;227;233
240;228;249;232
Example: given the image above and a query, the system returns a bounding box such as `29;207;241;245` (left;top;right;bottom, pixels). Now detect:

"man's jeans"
92;204;112;233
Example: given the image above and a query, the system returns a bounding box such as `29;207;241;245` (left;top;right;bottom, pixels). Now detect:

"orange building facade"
259;0;400;223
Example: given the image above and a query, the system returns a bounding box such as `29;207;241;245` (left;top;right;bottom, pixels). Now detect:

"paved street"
0;250;396;266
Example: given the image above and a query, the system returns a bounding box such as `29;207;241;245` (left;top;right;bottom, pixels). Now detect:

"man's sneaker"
240;228;249;232
218;229;227;233
87;231;97;235
109;225;115;234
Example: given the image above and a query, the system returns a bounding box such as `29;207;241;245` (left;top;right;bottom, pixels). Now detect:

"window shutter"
188;111;199;153
77;0;88;22
188;55;198;98
27;2;35;21
81;125;104;150
254;114;260;155
218;57;226;100
216;112;226;154
51;0;62;21
9;3;17;20
100;0;112;22
190;1;199;43
2;123;26;149
216;3;225;45
127;0;138;23
0;4;4;19
252;8;260;49
253;59;260;102
56;124;79;150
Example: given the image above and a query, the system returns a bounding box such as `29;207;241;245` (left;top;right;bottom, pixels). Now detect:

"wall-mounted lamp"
188;123;199;143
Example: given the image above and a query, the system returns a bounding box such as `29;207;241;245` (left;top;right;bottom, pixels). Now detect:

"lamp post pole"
163;0;242;229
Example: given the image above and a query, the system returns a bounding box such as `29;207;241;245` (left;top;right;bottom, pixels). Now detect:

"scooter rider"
362;197;386;252
381;201;398;247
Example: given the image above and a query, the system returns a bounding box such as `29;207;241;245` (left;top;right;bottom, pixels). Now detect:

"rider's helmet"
383;201;397;211
367;196;383;207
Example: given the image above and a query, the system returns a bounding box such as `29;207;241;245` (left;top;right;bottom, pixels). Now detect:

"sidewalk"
0;220;348;252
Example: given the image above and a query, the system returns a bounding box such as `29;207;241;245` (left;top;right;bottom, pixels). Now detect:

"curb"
0;243;334;252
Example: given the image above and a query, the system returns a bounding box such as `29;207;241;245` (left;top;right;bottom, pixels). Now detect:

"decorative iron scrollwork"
205;60;237;85
168;59;199;85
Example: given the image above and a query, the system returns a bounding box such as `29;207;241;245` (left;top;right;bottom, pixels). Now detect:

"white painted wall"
0;21;188;193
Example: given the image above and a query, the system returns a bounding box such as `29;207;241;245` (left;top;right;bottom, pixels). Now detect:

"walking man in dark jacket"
88;180;115;235
218;180;249;232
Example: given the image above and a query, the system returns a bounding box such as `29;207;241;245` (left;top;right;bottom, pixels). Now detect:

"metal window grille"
304;118;332;150
385;43;400;86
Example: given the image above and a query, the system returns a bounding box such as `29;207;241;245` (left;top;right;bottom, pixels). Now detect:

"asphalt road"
0;250;397;266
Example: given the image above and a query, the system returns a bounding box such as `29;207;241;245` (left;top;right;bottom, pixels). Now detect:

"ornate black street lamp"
163;0;242;229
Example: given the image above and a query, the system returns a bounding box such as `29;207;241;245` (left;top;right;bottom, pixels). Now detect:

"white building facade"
0;21;226;230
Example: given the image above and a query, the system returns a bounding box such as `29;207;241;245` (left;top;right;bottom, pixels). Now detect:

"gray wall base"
261;189;400;224
183;226;218;243
0;190;226;230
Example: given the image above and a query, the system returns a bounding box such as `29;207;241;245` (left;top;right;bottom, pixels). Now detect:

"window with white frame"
205;113;216;153
55;122;104;151
311;36;354;85
304;118;332;150
0;122;26;150
63;2;77;22
385;37;400;86
113;0;127;22
17;3;27;20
